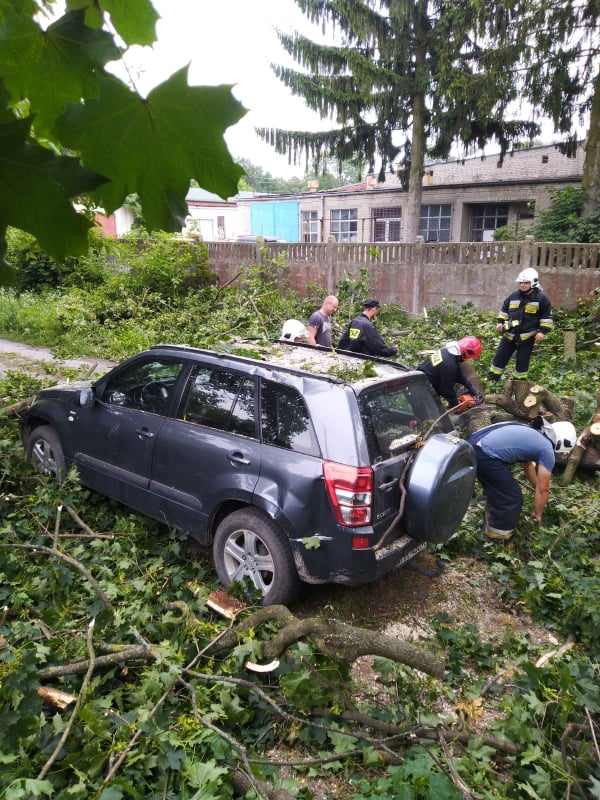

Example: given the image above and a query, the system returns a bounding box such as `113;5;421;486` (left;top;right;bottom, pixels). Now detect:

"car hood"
35;380;91;400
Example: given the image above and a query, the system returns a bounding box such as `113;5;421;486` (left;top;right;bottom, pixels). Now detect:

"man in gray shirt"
307;295;338;347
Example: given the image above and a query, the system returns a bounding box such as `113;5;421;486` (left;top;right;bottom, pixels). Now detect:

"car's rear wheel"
26;425;67;480
213;508;301;606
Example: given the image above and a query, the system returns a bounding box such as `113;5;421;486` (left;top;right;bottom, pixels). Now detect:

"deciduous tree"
0;0;245;282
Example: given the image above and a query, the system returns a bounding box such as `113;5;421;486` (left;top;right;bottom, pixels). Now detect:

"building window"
471;204;509;242
331;208;358;242
217;215;225;239
371;207;402;241
301;210;319;242
418;204;451;242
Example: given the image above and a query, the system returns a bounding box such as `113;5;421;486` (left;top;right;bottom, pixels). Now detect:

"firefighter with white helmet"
280;319;308;342
486;267;553;382
468;416;576;541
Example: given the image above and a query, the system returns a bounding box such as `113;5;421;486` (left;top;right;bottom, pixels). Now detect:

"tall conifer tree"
258;0;538;240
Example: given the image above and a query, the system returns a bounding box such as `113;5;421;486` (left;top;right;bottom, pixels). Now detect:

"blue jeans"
470;444;523;532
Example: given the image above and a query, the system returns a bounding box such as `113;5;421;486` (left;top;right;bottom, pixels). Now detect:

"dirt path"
0;339;115;378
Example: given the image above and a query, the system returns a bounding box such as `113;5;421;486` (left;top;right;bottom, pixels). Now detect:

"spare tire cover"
403;433;476;544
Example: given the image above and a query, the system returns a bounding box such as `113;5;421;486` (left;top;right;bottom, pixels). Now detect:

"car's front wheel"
25;425;67;480
213;508;301;606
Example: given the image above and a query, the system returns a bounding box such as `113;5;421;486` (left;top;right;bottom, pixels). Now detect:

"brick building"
236;141;586;244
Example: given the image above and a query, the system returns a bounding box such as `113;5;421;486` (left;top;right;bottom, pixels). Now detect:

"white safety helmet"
551;421;577;455
516;267;539;288
280;319;308;342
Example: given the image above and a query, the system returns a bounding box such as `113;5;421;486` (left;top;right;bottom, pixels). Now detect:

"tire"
25;425;67;480
213;508;301;606
403;433;477;544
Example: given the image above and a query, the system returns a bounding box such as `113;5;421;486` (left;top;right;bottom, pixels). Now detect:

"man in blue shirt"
467;417;576;541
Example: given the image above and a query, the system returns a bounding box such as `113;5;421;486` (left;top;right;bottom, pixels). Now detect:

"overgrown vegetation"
495;186;600;242
0;242;599;799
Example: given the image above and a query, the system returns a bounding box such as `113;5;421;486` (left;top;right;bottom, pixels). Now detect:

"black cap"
363;298;381;308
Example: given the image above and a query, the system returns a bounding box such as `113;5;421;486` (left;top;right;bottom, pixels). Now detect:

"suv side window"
101;359;184;414
261;380;320;456
178;365;256;437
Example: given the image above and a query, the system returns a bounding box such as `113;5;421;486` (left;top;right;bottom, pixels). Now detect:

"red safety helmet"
457;336;482;360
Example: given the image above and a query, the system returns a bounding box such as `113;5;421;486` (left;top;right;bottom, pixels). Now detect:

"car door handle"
378;477;398;491
136;427;155;439
227;451;251;465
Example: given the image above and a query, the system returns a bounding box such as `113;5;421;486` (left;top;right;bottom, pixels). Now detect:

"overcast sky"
114;1;585;181
119;0;331;178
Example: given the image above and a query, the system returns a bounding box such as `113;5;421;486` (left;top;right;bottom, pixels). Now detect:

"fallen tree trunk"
203;604;444;678
38;604;444;680
1;395;35;416
484;379;571;422
561;392;600;485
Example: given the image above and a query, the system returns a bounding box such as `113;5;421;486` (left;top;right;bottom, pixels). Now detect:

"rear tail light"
323;461;373;527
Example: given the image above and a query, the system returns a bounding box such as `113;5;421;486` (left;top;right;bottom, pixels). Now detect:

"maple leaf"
99;0;159;46
56;68;247;232
0;8;120;136
0;116;106;264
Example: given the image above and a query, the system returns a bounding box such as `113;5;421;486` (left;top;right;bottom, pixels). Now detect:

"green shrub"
115;232;215;299
532;186;600;243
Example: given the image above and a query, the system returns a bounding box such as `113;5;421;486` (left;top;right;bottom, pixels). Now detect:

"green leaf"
4;779;54;799
0;116;106;260
181;758;229;794
328;730;358;753
56;68;246;232
0;8;120;134
100;0;159;46
301;535;322;550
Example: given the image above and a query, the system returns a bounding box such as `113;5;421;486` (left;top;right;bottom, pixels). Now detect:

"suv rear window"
359;381;451;462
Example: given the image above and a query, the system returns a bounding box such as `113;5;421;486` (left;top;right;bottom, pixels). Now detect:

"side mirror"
79;387;95;408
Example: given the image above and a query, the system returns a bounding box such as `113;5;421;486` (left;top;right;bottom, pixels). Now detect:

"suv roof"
150;341;414;387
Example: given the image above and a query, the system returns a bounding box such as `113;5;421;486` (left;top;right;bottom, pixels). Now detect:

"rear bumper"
290;531;427;587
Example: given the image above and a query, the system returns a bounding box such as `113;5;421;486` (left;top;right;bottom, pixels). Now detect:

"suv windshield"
359;380;451;463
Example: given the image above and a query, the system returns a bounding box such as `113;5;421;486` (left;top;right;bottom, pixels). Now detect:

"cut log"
38;686;77;709
560;392;600;484
484;379;570;422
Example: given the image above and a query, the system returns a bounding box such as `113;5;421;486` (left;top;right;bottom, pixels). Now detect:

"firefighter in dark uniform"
418;336;483;410
337;299;398;358
487;268;553;382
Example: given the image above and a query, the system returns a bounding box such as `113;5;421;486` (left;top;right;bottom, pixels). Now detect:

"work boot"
484;526;514;542
485;373;500;382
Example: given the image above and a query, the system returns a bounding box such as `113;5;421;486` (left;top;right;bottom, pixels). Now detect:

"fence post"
412;237;424;315
327;236;335;292
564;330;577;361
523;236;534;269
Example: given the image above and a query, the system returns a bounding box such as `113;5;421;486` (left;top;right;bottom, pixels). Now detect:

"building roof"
185;187;254;204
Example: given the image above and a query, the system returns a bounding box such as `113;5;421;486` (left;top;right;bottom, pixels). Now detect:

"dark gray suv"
21;342;476;605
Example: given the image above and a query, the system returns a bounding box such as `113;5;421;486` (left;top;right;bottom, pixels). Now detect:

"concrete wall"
204;237;600;313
